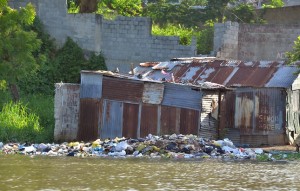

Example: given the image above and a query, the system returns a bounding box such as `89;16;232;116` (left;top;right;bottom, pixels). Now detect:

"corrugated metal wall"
180;108;199;135
235;88;285;134
286;89;300;134
160;106;181;135
102;76;143;103
140;104;158;137
80;73;103;99
162;83;202;110
77;99;101;141
220;92;235;130
222;88;286;146
235;91;254;130
142;82;164;104
122;103;139;138
199;91;219;139
101;100;123;139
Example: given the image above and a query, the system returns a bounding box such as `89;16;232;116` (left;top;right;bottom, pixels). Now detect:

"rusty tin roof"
134;58;300;88
81;68;227;90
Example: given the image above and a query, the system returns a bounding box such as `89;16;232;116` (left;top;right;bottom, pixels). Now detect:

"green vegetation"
66;0;267;54
286;36;300;64
262;0;284;8
256;152;300;162
0;101;43;143
0;0;107;143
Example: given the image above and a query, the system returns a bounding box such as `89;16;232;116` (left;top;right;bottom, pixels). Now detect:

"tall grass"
0;91;54;143
152;23;195;45
0;102;41;143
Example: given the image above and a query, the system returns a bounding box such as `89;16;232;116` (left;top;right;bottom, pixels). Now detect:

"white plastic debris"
254;148;264;154
115;141;128;152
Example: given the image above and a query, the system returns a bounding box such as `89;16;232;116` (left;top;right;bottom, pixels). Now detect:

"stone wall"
8;0;196;72
54;83;80;142
214;22;300;61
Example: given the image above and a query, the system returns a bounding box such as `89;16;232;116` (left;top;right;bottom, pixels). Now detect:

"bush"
152;23;195;45
196;22;214;55
21;94;54;143
86;52;108;71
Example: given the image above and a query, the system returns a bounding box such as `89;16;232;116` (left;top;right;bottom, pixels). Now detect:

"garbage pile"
0;134;268;160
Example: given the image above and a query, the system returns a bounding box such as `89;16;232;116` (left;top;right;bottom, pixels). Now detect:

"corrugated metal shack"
77;70;227;141
133;58;300;146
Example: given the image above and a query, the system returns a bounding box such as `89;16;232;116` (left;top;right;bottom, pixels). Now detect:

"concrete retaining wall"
9;0;196;73
214;22;300;61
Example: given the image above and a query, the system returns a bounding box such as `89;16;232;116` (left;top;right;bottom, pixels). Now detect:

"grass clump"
0;102;40;142
0;101;49;143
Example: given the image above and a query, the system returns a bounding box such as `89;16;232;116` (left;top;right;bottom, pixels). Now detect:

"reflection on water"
0;155;299;191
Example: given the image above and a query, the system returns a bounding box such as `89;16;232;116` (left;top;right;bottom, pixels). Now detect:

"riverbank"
0;134;299;162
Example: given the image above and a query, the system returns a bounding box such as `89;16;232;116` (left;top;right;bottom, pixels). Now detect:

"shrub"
152;23;195;45
86;52;108;71
196;21;214;55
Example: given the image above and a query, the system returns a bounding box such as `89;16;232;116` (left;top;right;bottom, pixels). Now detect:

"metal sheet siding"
101;100;123;139
122;103;139;138
292;75;300;90
102;76;143;103
180;108;199;135
160;106;180;135
80;73;103;99
140;104;158;137
234;88;285;135
224;128;240;145
142;82;164;104
200;91;219;139
162;83;202;110
254;88;285;133
220;92;235;130
286;89;300;133
136;59;299;88
267;67;299;88
77;99;100;141
235;91;254;130
240;135;268;146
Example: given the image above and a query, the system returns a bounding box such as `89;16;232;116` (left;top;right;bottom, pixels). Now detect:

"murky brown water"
0;155;299;191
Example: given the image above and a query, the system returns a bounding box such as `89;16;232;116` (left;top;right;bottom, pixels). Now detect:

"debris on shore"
0;134;299;161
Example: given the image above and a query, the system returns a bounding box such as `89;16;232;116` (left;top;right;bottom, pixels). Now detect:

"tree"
98;0;143;17
79;0;98;13
205;0;236;22
0;0;42;101
286;36;300;64
226;3;263;23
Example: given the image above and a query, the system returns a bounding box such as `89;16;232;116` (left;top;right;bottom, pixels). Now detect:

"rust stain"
180;108;199;135
122;103;139;138
140;104;158;137
77;98;100;141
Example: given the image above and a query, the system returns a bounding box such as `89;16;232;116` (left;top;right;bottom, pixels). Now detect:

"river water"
0;155;299;191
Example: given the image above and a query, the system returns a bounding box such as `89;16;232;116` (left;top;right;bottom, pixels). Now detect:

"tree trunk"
9;84;20;102
79;0;98;13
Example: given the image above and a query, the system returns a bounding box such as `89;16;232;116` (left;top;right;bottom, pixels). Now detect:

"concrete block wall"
238;24;300;61
214;22;239;59
54;83;80;142
214;21;300;61
9;0;196;73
